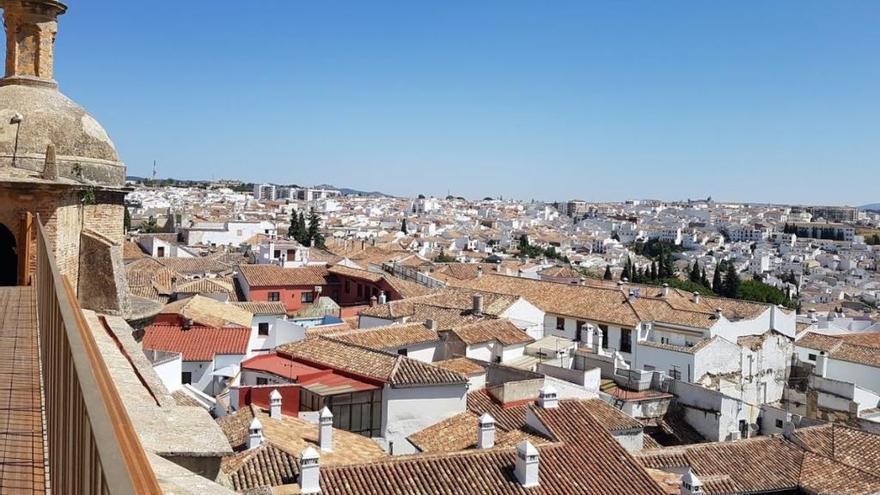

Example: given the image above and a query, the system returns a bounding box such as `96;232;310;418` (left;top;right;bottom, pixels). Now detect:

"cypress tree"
621;257;630;281
296;212;307;243
307;208;324;247
603;265;613;280
124;205;131;232
650;261;657;281
401;218;408;233
689;261;701;283
700;267;709;287
712;264;723;294
723;262;741;298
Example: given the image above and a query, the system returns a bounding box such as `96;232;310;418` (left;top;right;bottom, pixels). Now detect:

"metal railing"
35;217;162;494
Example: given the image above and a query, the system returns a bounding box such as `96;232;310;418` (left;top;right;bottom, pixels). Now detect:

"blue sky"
47;1;880;204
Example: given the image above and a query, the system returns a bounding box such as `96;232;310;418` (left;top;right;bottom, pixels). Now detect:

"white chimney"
298;446;321;494
478;413;495;449
537;385;558;409
662;283;670;297
579;276;586;286
472;294;484;316
477;266;483;278
680;468;704;495
808;308;818;323
514;440;539;488
593;326;604;354
692;292;701;304
714;308;723;320
378;291;387;304
815;351;828;378
269;389;282;419
495;262;501;272
318;406;333;452
247;417;263;449
782;412;795;438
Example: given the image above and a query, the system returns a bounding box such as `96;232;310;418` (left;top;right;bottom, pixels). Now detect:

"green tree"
434;249;456;262
140;216;159;234
307;207;324;248
712;263;723;294
603;265;613;280
723;262;741;298
650;261;658;281
123;205;131;232
288;211;303;240
689;261;701;284
401;218;408;233
296;212;307;243
738;279;793;308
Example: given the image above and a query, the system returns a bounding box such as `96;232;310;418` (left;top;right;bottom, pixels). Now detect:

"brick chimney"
1;0;67;88
269;389;282;419
318;406;333;452
477;413;495;449
514;440;539;488
247;417;263;449
298;446;321;494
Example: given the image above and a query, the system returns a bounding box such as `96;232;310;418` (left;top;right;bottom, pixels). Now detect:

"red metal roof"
240;353;325;380
143;324;250;361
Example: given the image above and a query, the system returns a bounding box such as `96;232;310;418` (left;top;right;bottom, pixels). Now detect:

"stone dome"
0;84;125;186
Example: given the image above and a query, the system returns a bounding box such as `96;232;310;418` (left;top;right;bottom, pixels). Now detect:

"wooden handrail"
36;216;162;494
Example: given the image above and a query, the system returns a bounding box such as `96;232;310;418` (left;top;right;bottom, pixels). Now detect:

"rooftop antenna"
152;160;158;181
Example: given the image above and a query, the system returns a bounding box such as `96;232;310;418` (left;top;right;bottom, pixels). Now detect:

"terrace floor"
0;287;45;494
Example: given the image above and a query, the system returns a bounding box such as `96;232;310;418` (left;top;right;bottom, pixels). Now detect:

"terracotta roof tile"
238;264;333;288
143;324;249;361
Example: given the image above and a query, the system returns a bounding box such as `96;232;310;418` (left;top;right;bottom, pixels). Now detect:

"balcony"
0;218;163;494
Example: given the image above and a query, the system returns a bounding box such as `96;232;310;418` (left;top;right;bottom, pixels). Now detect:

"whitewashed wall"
381;383;468;455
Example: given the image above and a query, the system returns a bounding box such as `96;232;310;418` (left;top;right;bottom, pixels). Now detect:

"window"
661;336;669;345
775;419;784;429
556;317;565;330
268;291;280;302
599;324;609;349
157;246;165;258
397;348;408;356
808;353;817;361
256;377;268;385
620;328;632;353
181;371;192;384
274;249;281;259
258;322;269;336
301;292;315;303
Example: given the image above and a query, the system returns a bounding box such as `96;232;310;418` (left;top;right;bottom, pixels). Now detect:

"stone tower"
0;0;130;315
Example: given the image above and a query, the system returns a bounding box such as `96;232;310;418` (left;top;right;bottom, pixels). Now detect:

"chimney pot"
298;447;321;494
476;266;483;278
247;417;263;449
472;294;484;316
693;292;701;304
714;307;722;319
514;440;539;488
477;413;495;449
318;406;333;452
537;385;558;409
661;283;670;297
378;290;387;304
424;319;436;331
680;467;705;495
269;389;282;420
369;295;377;307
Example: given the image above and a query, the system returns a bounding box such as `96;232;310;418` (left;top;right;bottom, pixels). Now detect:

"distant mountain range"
860;203;880;211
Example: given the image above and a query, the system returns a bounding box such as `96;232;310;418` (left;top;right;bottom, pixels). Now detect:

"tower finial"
1;0;68;88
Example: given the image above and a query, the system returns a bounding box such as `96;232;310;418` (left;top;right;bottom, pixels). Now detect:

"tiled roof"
407;411;547;454
358;287;519;320
174;277;238;301
238;264;332;288
160;295;253;328
157;255;237;275
634;425;880;494
327;265;434;298
229;301;288;315
123;240;146;261
451;274;771;330
446;319;534;347
797;331;880;368
320;399;666;495
277;337;466;387
327;265;384;282
433;357;487;377
218;406;386;491
328;322;439;350
143;324;250;361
